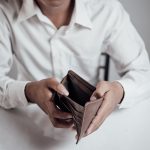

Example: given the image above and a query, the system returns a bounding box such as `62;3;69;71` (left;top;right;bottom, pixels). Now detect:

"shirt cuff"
115;78;135;109
5;81;30;108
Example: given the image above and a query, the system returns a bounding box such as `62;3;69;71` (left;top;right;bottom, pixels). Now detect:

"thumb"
90;81;110;101
47;78;69;96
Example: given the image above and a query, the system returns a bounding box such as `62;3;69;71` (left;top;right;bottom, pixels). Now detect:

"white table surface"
0;99;150;150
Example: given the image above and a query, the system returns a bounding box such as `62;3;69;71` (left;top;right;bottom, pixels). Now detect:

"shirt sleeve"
105;1;150;108
0;10;29;109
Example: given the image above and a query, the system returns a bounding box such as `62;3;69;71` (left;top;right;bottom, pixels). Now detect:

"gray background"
120;0;150;56
110;0;150;80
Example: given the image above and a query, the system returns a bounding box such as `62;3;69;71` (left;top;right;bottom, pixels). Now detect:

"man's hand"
85;81;124;136
25;78;73;128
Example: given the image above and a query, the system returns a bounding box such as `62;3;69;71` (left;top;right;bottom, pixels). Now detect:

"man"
0;0;150;140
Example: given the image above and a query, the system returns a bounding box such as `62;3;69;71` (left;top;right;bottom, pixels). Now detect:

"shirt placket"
50;34;61;79
37;12;62;79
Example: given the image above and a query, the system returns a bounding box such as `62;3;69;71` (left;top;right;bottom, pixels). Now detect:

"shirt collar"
16;0;92;29
16;0;39;23
70;0;92;29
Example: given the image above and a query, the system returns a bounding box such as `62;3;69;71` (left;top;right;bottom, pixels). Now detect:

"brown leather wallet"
52;70;103;144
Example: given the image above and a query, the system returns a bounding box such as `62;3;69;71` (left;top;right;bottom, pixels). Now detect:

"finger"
96;91;117;117
48;102;73;128
53;110;73;120
87;93;108;135
48;101;72;119
51;118;73;128
90;81;110;101
47;78;69;96
87;92;113;135
52;105;72;119
86;115;105;136
57;84;69;96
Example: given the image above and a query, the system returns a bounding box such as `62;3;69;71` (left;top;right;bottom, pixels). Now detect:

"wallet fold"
52;70;103;143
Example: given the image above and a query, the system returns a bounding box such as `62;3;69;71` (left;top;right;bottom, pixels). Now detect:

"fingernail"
90;96;97;101
67;115;72;119
63;89;69;96
86;129;91;135
58;84;69;95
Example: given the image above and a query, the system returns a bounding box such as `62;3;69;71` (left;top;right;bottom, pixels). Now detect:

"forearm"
117;69;150;109
0;76;29;109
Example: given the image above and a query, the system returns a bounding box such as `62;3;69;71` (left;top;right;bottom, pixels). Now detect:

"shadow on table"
0;107;74;150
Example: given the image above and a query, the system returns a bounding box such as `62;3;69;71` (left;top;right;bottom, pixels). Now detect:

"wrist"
24;82;34;103
112;81;124;104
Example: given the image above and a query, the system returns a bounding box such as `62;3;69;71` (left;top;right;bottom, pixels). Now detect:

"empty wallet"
51;70;103;144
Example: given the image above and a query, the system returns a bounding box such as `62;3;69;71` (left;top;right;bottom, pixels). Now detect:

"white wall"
110;0;150;80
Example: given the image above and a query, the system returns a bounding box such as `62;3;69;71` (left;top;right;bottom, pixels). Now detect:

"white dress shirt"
0;0;150;109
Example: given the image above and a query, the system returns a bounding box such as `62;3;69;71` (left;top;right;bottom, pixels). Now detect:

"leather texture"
52;70;103;143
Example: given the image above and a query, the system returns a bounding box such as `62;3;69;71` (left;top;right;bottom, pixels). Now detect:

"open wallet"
51;70;103;144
